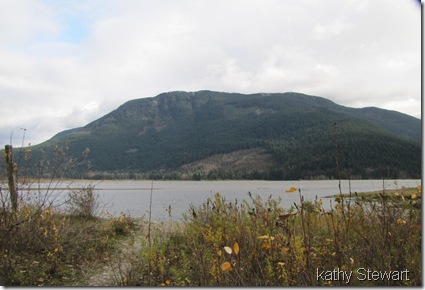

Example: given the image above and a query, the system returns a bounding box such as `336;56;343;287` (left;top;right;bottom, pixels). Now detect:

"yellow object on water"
285;187;297;193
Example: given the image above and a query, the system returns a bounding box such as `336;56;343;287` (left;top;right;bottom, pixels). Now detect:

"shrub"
0;145;116;286
66;185;99;218
120;188;421;286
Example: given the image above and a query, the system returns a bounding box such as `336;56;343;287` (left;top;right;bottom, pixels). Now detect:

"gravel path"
82;219;146;286
79;219;184;286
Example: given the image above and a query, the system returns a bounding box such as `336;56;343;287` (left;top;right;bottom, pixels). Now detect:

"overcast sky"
0;0;421;147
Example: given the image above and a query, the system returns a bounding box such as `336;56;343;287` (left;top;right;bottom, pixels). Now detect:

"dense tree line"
9;91;420;180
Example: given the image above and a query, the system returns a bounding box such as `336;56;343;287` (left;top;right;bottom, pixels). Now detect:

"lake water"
19;179;421;221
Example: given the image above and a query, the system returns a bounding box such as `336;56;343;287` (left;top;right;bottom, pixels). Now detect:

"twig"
147;180;153;286
148;180;153;249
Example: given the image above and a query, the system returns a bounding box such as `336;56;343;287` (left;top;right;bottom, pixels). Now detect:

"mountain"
20;91;422;180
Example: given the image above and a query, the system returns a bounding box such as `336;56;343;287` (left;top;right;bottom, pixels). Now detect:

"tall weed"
122;187;421;286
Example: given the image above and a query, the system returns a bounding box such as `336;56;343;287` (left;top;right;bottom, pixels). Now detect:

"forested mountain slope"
23;91;421;180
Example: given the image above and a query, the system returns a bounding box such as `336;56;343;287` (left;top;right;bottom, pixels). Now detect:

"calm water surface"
22;179;421;221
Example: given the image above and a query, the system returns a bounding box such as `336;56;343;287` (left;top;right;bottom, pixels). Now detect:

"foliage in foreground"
0;183;421;286
0;185;134;286
119;188;421;286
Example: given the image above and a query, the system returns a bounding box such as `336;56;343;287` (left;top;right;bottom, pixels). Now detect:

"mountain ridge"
27;91;421;180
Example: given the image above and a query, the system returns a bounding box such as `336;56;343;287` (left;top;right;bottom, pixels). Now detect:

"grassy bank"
336;186;421;202
0;205;137;286
0;185;422;286
119;188;421;286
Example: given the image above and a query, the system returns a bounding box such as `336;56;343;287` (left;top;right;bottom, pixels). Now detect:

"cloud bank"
0;0;421;146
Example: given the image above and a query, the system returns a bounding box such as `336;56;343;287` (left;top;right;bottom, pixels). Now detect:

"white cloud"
0;0;421;146
312;17;352;40
0;1;58;44
381;97;421;117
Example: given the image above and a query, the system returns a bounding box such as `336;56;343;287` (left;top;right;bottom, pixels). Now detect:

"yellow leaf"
217;250;222;257
221;262;232;271
257;235;274;240
418;185;422;192
350;257;355;265
401;196;405;201
285;187;297;193
277;262;285;267
281;247;289;255
261;242;271;249
165;279;170;285
233;242;239;255
224;246;233;255
411;194;417;199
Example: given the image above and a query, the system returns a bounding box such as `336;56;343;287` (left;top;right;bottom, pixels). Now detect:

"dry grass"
338;186;421;201
0;184;421;286
0;186;136;286
115;186;422;286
